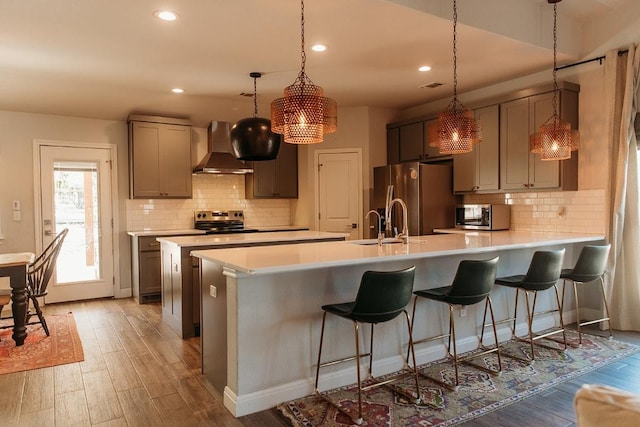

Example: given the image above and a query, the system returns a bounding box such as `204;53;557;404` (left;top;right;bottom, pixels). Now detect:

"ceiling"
0;0;636;128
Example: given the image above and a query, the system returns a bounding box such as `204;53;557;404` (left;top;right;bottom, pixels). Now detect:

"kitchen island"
191;230;604;417
157;231;348;338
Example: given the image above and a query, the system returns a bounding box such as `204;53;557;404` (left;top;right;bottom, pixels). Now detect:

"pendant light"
530;0;579;161
270;0;337;144
435;0;481;155
230;72;281;161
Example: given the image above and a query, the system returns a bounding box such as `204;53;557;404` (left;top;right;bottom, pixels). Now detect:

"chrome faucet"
366;210;384;246
384;184;394;238
389;198;409;244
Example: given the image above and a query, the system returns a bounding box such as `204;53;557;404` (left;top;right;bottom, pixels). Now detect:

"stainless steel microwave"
455;204;511;230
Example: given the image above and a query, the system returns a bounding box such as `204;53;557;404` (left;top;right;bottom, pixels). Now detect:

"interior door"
38;145;114;303
317;151;361;240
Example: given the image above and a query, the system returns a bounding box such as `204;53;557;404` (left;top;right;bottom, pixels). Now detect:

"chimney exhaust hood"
193;121;253;174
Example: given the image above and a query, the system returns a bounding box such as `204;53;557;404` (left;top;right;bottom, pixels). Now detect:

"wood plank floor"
0;297;638;426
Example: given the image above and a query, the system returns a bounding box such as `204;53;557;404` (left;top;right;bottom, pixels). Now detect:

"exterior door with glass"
38;144;114;303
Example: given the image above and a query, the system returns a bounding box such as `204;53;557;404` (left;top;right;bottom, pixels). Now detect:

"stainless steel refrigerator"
372;162;459;237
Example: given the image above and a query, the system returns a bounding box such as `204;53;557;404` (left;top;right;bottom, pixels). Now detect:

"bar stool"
314;266;420;425
491;249;566;363
411;257;501;390
560;244;612;346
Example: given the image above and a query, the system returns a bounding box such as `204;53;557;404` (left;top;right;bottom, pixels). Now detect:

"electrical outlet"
12;211;21;221
210;285;217;298
460;307;467;317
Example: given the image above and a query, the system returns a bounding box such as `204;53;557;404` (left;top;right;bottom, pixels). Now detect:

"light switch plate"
12;200;20;210
210;285;217;298
13;211;21;221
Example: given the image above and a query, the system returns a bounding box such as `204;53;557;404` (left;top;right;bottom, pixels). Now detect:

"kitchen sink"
351;238;404;245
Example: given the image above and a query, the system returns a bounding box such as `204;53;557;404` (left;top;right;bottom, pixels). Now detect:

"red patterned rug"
279;330;639;426
0;313;84;374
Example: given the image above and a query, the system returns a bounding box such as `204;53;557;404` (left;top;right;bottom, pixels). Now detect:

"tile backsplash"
126;174;292;231
464;189;605;234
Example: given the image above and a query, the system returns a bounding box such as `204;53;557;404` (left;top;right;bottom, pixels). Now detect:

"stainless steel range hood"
193;121;253;174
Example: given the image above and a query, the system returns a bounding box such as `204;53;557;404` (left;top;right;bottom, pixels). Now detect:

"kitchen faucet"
389;198;409;244
366;210;384;246
384;184;394;238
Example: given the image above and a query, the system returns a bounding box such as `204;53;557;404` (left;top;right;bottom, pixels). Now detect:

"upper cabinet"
388;82;580;194
453;104;500;193
245;141;298;198
500;85;579;191
128;115;192;199
387;119;450;164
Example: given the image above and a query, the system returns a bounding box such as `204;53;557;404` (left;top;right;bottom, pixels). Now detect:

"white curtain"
605;44;640;331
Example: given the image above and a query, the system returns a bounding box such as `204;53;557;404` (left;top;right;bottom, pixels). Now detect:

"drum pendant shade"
231;72;281;161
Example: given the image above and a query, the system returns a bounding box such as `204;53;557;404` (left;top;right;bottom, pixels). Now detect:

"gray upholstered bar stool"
411;257;501;390
490;249;566;363
560;244;612;346
314;266;421;425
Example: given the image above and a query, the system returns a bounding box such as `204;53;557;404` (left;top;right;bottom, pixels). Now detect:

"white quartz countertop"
157;230;348;248
127;229;206;237
191;230;605;275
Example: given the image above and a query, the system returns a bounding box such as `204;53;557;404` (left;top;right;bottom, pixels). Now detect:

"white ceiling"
0;0;637;127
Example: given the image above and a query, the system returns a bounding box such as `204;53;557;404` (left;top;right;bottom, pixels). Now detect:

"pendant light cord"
552;2;559;122
452;0;458;100
299;0;307;81
253;76;258;117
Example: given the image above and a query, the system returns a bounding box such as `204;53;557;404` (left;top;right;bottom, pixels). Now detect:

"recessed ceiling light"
171;88;184;94
154;10;179;21
419;65;432;72
311;44;327;52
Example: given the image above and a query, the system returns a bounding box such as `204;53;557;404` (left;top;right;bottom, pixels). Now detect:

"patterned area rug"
279;331;639;426
0;313;84;374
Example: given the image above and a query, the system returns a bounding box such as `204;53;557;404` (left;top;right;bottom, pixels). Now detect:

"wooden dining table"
0;252;35;346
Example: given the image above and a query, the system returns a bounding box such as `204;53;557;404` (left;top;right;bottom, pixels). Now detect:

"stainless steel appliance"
193;122;254;174
372;162;459;237
194;210;259;234
455;204;511;230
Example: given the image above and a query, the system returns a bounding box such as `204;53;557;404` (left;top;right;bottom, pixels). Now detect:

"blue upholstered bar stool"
411;257;501;390
490;249;566;363
314;266;421;425
560;244;612;346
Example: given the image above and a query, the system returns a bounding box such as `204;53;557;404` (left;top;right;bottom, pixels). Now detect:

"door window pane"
53;161;101;283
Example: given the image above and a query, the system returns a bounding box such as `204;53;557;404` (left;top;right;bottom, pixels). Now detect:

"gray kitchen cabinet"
399;121;424;162
245;141;298;198
128;115;192;199
454;104;500;193
422;118;443;160
129;232;203;304
500;84;578;191
387;119;450;164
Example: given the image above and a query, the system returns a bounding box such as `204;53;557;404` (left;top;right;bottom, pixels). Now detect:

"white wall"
293;106;396;230
0;110;130;288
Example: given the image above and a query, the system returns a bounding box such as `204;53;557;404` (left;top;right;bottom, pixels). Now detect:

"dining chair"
26;228;69;335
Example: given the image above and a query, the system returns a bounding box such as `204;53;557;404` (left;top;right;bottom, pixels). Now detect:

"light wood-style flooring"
0;297;638;427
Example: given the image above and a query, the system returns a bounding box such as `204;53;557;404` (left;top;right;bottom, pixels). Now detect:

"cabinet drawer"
139;236;161;251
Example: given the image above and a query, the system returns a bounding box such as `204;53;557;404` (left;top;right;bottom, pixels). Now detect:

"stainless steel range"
194;210;259;234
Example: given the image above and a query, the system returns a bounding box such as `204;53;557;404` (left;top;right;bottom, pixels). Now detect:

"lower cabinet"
130;236;163;303
160;235;347;339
